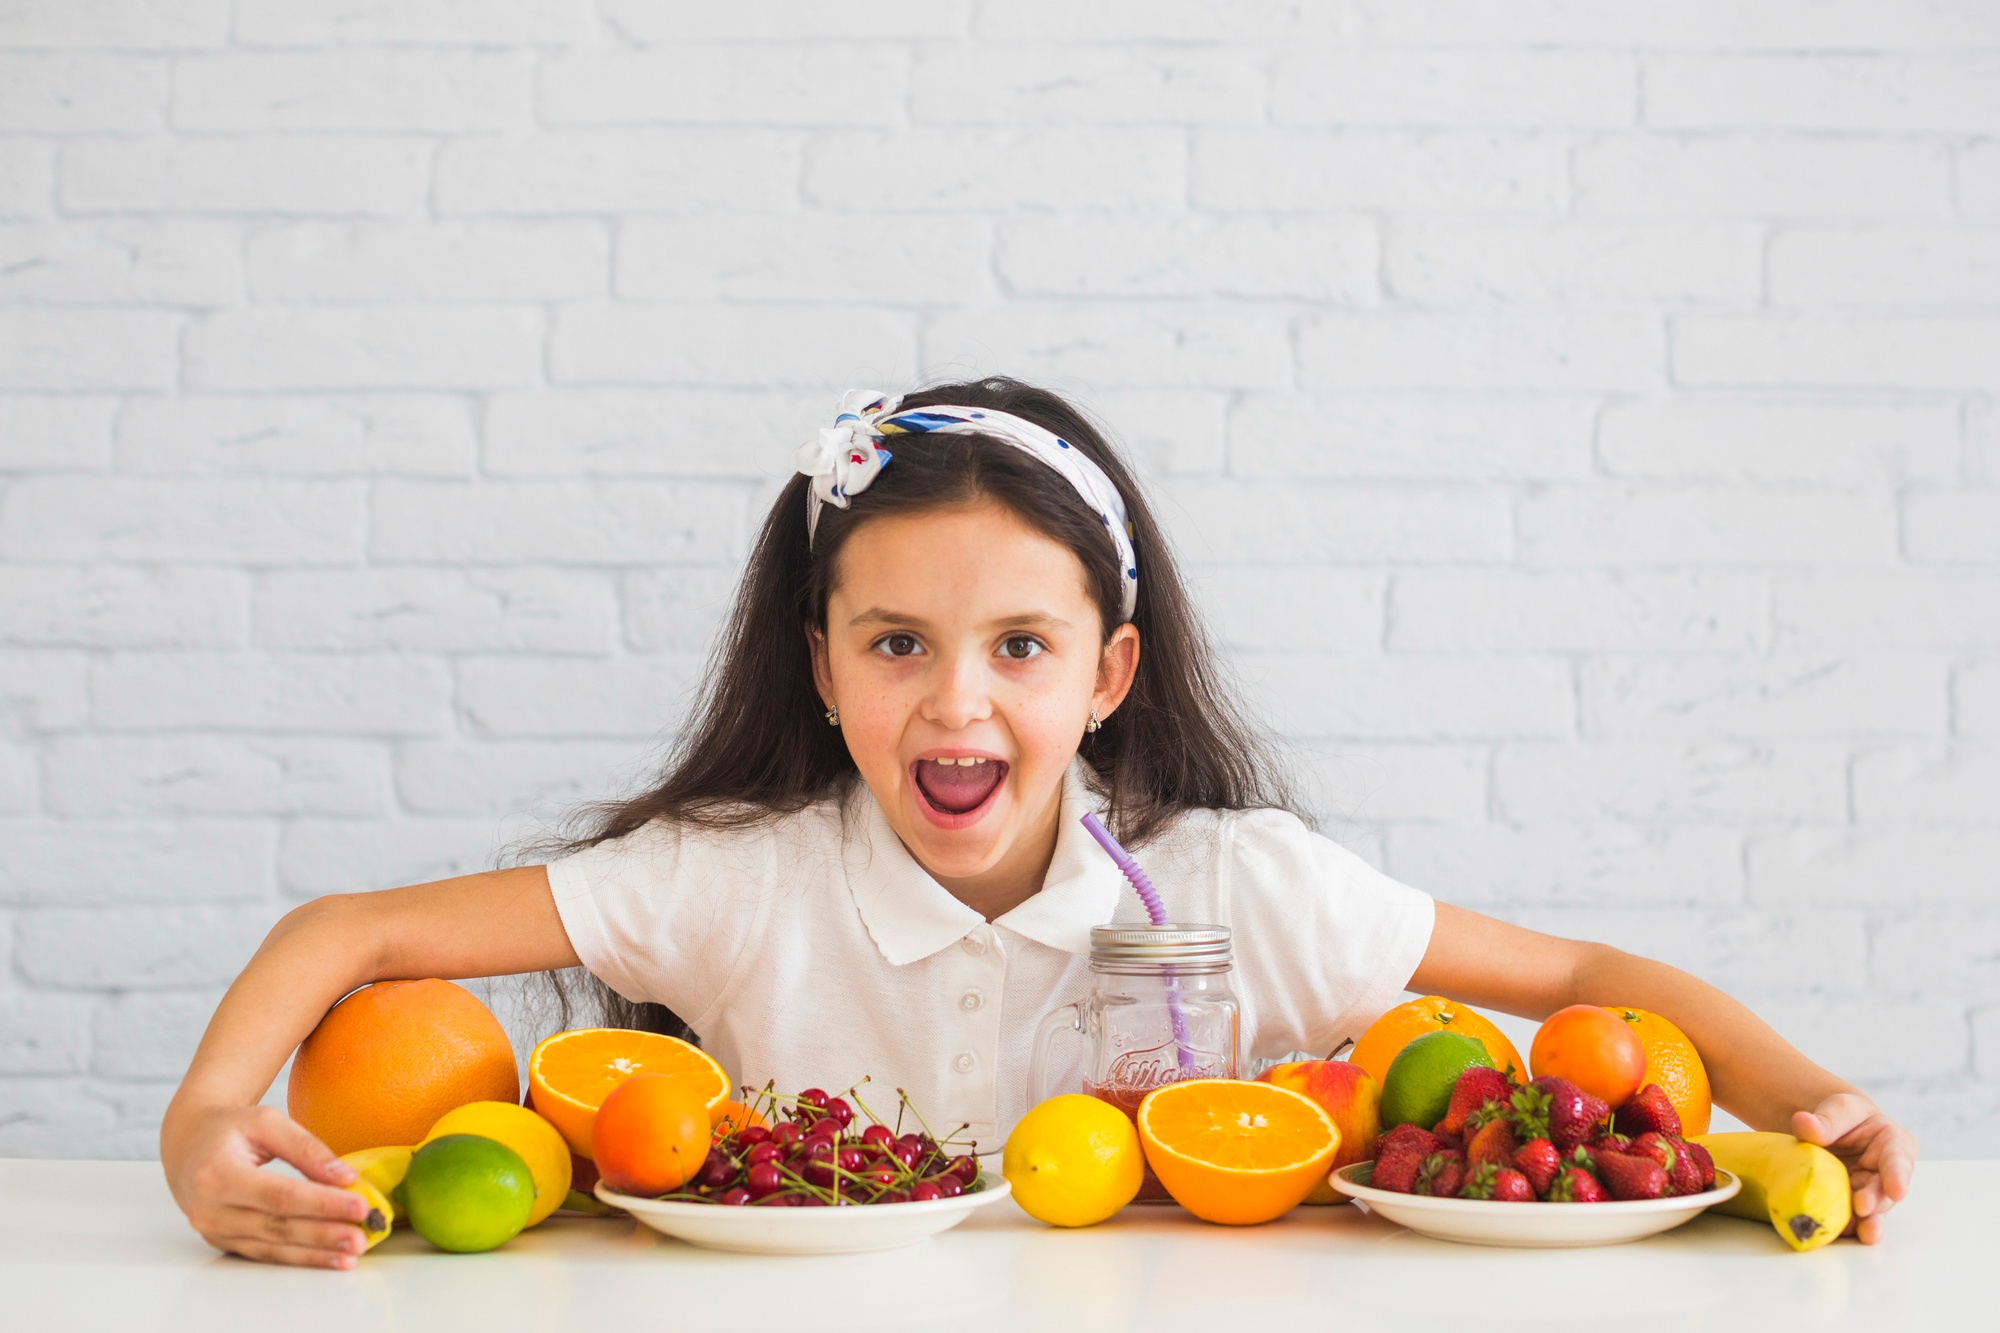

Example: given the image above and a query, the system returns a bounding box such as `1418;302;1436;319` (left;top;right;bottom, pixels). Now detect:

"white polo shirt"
547;764;1433;1149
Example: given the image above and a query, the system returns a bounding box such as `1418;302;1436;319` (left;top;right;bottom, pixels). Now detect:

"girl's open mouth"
911;756;1008;828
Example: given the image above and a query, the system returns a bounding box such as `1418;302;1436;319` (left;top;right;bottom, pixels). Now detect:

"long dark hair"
533;376;1298;1037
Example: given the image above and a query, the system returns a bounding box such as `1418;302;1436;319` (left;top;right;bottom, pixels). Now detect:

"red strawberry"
1598;1151;1668;1201
1512;1138;1561;1197
1456;1160;1501;1199
1626;1131;1678;1173
1489;1167;1535;1202
1614;1083;1683;1139
1564;1142;1599;1176
1683;1141;1717;1192
1415;1149;1466;1198
1428;1125;1464;1153
1510;1076;1610;1151
1588;1131;1631;1156
1547;1166;1608;1202
1372;1123;1440;1193
1465;1116;1519;1172
1666;1145;1704;1197
1439;1066;1514;1136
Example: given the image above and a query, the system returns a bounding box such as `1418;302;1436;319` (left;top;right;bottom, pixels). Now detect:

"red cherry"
891;1142;922;1169
948;1155;980;1186
837;1147;865;1173
745;1162;782;1198
860;1124;894;1149
825;1098;854;1128
738;1125;771;1146
718;1187;751;1206
747;1142;782;1167
797;1088;829;1109
909;1180;942;1202
769;1122;801;1148
934;1175;964;1199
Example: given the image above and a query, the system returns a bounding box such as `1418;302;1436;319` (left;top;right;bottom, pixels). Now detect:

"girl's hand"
1792;1091;1917;1245
164;1103;373;1269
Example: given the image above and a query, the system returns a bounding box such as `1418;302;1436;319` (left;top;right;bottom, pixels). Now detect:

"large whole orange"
288;979;519;1156
1530;1004;1647;1108
1349;996;1527;1087
593;1073;711;1196
1607;1006;1712;1136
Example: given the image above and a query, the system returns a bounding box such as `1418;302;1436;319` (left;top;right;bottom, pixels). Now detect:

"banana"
342;1177;395;1252
338;1144;413;1197
1692;1131;1850;1253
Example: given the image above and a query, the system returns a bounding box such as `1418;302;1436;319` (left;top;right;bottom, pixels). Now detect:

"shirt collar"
843;763;1126;965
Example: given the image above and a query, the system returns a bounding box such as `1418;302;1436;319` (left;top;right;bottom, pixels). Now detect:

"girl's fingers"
240;1164;370;1224
209;1204;369;1257
227;1238;359;1271
243;1107;356;1187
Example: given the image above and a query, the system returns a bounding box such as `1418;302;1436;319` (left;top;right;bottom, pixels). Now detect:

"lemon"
1002;1095;1144;1228
1380;1031;1494;1129
422;1100;571;1227
401;1134;535;1254
338;1144;413;1198
341;1177;394;1252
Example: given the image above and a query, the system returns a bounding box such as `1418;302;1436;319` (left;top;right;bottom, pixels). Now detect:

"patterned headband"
794;389;1139;622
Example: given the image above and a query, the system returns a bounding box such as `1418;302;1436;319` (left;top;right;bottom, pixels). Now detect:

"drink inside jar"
1084;1079;1177;1204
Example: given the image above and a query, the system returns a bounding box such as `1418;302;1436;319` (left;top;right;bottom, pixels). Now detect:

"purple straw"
1081;812;1196;1072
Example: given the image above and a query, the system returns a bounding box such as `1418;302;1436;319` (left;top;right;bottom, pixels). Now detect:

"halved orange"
527;1028;729;1158
1136;1079;1341;1225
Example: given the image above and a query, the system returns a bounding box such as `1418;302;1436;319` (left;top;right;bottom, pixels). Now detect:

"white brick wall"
1;1;1996;1159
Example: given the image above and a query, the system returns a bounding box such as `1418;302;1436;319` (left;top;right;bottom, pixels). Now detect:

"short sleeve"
1223;808;1435;1061
544;819;769;1031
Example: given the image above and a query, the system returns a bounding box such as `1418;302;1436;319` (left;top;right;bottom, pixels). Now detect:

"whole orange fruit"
1349;996;1526;1088
1606;1006;1712;1136
592;1073;711;1197
1530;1004;1646;1107
287;979;519;1156
712;1100;767;1139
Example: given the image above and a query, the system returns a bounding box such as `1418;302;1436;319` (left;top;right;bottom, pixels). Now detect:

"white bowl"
1328;1162;1740;1248
596;1174;1014;1255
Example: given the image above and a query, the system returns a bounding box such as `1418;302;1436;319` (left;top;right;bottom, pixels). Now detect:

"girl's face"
812;502;1140;907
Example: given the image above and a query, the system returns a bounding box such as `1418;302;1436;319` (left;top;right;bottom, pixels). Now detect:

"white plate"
596;1174;1014;1255
1329;1162;1740;1248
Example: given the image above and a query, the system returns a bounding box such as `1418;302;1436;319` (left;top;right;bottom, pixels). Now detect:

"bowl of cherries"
595;1082;1012;1254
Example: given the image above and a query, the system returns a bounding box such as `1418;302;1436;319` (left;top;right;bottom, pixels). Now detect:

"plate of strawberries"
1329;1068;1739;1248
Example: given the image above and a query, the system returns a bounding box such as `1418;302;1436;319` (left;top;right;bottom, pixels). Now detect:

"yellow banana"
1692;1131;1850;1253
338;1144;413;1197
342;1177;394;1252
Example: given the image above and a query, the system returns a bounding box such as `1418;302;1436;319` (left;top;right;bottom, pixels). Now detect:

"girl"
161;377;1915;1268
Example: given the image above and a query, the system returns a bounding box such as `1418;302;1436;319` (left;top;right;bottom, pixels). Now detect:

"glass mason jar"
1028;924;1239;1201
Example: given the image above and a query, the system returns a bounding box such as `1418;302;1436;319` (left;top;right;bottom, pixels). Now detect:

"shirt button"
960;990;983;1012
953;1052;976;1074
960;935;986;956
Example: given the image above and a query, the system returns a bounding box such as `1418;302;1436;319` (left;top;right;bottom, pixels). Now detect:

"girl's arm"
1412;901;1916;1243
161;865;578;1269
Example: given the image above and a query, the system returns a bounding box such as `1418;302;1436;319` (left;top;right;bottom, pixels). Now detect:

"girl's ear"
808;625;834;707
1093;622;1141;720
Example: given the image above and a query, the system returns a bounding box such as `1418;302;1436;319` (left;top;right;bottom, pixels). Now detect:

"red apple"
1257;1059;1382;1204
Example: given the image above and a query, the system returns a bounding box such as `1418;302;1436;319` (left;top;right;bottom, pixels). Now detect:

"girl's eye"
998;635;1045;661
876;633;923;657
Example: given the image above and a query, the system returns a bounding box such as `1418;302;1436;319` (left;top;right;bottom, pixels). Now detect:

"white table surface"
5;1158;1986;1332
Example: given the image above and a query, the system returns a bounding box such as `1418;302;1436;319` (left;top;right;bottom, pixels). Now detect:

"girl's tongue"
913;758;1005;814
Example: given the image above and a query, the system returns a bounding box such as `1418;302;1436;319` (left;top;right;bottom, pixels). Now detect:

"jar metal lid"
1088;923;1232;968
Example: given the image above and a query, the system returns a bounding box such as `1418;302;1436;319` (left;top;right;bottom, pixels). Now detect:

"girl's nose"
923;651;994;730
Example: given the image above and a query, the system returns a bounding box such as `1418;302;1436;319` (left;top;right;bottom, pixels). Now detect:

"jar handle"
1027;1001;1086;1105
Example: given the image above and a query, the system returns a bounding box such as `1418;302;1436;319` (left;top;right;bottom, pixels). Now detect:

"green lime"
1379;1031;1496;1130
401;1134;535;1254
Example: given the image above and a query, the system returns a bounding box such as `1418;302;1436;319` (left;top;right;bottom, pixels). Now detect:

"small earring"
1085;710;1101;734
824;703;840;727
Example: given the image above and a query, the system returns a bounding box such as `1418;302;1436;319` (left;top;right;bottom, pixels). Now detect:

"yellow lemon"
421;1100;572;1228
338;1144;413;1198
342;1177;394;1252
1002;1095;1144;1228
